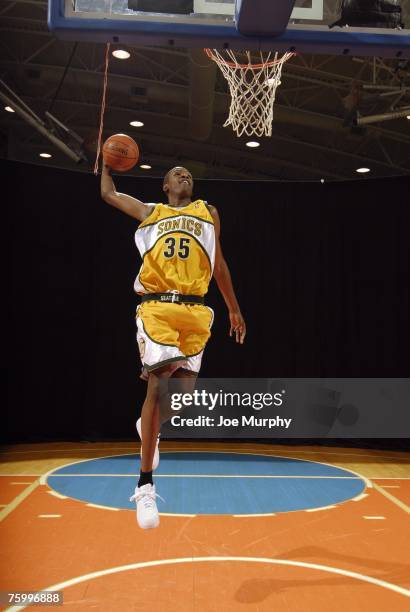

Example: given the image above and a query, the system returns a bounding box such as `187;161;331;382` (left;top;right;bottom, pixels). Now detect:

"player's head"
163;166;193;200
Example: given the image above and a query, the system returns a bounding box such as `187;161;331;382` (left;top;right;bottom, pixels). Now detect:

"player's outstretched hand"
229;311;246;344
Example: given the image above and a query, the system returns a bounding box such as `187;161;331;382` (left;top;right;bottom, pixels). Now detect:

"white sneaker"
136;417;160;471
129;483;162;529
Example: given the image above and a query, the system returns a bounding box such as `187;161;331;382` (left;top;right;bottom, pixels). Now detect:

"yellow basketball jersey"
134;199;215;297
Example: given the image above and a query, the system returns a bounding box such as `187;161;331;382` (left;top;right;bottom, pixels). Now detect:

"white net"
205;49;294;138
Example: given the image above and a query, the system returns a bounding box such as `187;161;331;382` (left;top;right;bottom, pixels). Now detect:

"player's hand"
229;311;246;344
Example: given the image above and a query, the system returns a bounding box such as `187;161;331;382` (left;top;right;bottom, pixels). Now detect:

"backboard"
48;0;410;57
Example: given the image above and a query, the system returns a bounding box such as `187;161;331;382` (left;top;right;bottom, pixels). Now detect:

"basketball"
102;133;139;172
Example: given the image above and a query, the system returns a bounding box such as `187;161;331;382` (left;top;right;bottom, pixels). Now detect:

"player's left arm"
209;205;246;344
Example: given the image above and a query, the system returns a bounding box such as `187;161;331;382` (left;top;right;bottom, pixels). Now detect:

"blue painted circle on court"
47;452;366;515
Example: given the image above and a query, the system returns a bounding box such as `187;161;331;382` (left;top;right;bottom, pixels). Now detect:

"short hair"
163;168;173;188
163;166;190;188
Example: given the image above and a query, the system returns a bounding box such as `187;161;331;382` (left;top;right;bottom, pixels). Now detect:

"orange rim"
204;48;294;70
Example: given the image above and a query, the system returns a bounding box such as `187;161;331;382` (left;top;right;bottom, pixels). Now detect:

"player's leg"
135;301;186;471
140;365;173;472
134;368;198;528
131;364;176;530
158;368;198;425
138;367;197;478
139;366;198;475
132;302;187;528
131;302;213;528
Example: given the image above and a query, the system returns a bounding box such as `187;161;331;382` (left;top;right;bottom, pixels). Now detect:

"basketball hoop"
204;49;294;138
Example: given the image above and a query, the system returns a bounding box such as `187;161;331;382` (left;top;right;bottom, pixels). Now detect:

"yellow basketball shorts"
136;301;214;377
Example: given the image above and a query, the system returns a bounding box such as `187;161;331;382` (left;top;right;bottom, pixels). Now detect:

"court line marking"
86;503;119;511
160;512;196;517
352;493;369;501
37;486;199;517
40;455;116;485
10;482;33;485
305;505;336;512
42;451;368;517
47;473;363;479
372;482;410;514
233;513;276;517
0;480;40;523
38;514;62;518
170;450;374;489
3;446;409;462
363;516;386;520
47;491;67;499
40;451;370;489
6;555;410;611
382;485;400;488
43;479;364;516
3;473;410;479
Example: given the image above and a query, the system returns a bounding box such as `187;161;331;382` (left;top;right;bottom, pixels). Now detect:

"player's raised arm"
100;163;153;222
209;205;246;344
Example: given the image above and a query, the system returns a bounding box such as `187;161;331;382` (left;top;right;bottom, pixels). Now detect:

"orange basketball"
102;133;139;172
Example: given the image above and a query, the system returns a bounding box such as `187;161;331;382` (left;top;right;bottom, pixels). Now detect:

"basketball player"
101;164;246;528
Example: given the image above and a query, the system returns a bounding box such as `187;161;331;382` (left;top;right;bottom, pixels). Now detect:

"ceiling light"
356;167;370;174
39;153;52;158
246;141;260;148
112;49;130;60
5;106;15;113
130;120;144;127
407;115;410;120
140;164;151;170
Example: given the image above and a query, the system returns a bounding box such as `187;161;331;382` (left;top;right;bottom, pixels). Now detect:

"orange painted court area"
1;442;409;611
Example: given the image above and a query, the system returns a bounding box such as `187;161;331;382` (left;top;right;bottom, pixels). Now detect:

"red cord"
94;43;110;175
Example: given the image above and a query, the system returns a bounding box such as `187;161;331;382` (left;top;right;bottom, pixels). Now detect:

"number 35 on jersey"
134;199;216;297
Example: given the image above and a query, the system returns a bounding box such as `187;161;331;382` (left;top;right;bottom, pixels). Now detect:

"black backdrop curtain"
4;161;410;441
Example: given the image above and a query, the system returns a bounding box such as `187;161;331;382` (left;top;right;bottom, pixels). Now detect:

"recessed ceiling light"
140;164;151;170
130;120;144;127
5;106;15;113
356;167;370;173
112;49;130;60
407;115;410;120
39;153;52;158
246;141;260;148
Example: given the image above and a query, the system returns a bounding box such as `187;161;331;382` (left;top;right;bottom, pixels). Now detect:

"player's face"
164;167;193;199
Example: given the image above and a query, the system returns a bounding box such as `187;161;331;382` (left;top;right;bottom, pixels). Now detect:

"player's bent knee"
146;365;176;398
171;368;198;394
149;364;176;379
